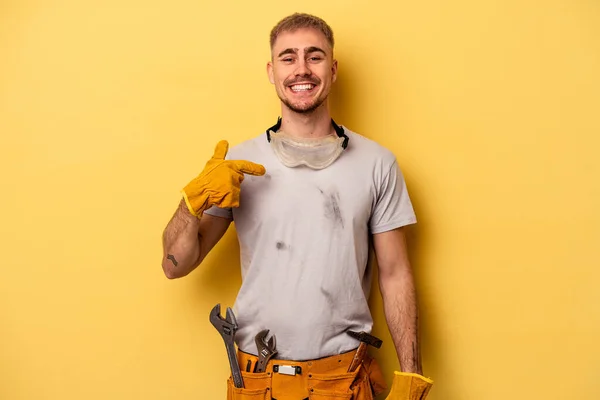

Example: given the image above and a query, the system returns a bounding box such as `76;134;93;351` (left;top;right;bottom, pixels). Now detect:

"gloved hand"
384;371;433;400
181;140;265;217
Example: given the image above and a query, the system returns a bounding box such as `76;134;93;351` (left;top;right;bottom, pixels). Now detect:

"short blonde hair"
269;13;334;50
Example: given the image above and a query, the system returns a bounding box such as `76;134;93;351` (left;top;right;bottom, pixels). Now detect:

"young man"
162;13;433;399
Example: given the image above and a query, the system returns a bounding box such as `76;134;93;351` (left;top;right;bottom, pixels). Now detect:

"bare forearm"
161;199;201;278
380;269;422;374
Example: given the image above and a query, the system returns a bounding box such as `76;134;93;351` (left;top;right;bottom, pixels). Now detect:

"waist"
237;347;361;375
233;308;373;360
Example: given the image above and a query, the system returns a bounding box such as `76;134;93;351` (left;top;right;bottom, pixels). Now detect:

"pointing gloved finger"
212;140;229;160
232;160;266;176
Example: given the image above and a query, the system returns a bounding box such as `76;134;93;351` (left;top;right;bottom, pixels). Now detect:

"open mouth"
288;83;317;93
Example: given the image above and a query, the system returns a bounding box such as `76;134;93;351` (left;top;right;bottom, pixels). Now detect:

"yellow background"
1;0;599;399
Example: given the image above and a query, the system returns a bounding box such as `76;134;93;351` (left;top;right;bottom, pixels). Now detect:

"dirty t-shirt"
203;128;416;361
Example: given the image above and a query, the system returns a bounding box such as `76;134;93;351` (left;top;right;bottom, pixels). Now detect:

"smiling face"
267;28;338;114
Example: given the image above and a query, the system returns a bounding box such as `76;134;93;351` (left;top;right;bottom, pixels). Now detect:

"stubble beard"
280;93;327;114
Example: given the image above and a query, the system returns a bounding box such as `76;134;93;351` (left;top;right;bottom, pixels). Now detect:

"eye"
308;56;323;62
281;58;293;63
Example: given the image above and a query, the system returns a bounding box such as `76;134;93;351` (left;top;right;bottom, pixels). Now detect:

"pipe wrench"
209;304;244;388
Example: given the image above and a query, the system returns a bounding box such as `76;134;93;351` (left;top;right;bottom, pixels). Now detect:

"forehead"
271;28;332;55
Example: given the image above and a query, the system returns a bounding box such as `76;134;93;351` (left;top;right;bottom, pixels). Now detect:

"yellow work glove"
181;140;266;217
385;371;433;400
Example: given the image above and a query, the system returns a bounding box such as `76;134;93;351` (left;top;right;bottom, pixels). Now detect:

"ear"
331;59;338;84
267;61;275;84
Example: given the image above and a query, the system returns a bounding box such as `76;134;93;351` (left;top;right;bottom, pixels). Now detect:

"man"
161;13;433;400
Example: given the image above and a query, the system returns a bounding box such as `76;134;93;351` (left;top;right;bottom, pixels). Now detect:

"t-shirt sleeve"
369;160;417;234
202;205;233;219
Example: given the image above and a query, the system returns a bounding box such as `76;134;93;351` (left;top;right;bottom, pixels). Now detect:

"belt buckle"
273;365;302;376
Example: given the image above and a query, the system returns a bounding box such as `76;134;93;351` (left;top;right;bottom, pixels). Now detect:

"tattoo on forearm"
167;254;178;266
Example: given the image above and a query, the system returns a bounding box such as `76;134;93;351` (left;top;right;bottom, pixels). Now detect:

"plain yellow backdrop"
1;0;599;399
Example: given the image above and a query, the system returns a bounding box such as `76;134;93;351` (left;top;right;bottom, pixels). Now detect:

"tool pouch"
227;371;272;400
361;354;387;397
308;362;384;400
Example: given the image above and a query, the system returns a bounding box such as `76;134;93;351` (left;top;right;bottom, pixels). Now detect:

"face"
267;28;338;114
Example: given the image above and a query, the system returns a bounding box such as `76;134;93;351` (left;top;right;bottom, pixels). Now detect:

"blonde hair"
269;13;334;50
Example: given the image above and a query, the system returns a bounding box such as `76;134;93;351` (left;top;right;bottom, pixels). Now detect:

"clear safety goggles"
266;118;349;170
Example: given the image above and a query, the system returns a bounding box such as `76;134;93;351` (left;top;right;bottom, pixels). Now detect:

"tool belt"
226;348;387;400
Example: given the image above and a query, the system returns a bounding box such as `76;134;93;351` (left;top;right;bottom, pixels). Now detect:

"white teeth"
291;84;314;91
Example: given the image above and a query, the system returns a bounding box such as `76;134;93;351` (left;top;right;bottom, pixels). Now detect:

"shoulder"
342;127;398;169
225;133;268;159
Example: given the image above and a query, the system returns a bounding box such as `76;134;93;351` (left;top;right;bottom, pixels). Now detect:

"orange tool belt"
227;348;387;400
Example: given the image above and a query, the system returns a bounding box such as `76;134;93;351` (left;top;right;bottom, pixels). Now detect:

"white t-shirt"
204;127;416;360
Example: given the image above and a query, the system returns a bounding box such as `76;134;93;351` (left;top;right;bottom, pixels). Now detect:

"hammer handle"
347;342;367;372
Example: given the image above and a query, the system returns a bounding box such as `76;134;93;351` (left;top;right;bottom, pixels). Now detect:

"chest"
236;160;376;230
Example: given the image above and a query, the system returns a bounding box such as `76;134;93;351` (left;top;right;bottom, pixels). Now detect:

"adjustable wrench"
210;304;244;388
254;329;277;373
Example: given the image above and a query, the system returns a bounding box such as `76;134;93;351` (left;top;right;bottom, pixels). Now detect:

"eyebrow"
277;46;327;58
305;46;326;56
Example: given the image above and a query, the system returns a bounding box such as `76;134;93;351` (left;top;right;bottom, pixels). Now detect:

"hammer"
346;330;383;372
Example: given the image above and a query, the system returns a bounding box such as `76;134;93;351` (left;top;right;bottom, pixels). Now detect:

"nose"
294;58;311;77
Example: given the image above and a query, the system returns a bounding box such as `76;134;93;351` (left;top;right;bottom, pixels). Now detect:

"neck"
279;102;334;139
